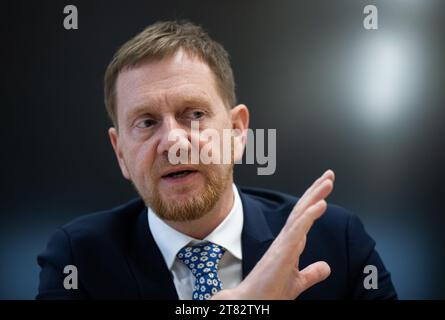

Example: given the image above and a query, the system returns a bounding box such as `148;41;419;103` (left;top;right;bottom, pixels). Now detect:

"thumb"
297;261;331;293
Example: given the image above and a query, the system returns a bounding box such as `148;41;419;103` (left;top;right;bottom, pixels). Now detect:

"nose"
156;116;190;157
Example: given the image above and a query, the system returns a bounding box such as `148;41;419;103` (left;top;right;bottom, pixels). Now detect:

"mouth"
161;168;198;180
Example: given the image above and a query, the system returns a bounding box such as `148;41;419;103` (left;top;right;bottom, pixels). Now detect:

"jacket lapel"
126;208;178;299
238;188;275;279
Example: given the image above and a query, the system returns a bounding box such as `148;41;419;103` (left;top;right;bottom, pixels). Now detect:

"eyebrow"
125;104;156;123
124;94;213;124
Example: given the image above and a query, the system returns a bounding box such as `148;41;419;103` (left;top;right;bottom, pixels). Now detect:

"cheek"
199;124;234;163
126;141;157;178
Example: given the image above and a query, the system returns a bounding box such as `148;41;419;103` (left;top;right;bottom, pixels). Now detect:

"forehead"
115;50;222;117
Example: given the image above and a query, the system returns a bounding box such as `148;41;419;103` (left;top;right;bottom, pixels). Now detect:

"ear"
230;104;249;163
108;127;131;180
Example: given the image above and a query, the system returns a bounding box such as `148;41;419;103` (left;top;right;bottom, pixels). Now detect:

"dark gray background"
1;0;444;299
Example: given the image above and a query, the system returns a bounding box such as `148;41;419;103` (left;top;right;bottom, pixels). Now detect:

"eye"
135;118;157;129
191;110;205;119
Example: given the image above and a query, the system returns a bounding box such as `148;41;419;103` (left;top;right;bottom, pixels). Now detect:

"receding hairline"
104;20;237;127
113;49;230;124
110;48;232;126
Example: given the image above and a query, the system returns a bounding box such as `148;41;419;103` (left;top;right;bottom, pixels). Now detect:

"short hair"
104;20;236;126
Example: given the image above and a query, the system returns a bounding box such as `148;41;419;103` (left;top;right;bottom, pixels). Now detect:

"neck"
165;181;235;240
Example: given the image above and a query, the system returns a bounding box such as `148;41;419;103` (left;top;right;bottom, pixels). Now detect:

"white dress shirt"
148;183;244;300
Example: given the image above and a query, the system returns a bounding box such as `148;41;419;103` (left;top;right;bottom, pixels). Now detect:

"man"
37;21;397;300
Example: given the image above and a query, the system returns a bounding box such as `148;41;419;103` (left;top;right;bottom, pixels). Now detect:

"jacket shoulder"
36;198;146;299
60;198;145;240
238;186;352;234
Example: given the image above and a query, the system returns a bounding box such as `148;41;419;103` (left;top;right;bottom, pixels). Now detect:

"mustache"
150;157;205;179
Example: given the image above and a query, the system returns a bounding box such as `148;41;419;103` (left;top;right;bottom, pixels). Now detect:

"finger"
297;199;327;234
295;235;307;261
301;178;333;210
269;199;327;275
287;171;334;224
296;261;331;296
279;178;333;264
292;179;333;220
300;170;335;200
285;200;327;256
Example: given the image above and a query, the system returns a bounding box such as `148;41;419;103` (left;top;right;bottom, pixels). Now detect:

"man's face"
109;50;247;222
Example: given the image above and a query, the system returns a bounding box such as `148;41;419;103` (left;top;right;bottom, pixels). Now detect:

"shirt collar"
148;183;243;270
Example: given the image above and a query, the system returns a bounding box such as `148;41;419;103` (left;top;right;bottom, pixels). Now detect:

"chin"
160;183;205;203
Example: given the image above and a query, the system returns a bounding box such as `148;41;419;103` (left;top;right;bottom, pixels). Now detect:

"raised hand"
213;170;335;300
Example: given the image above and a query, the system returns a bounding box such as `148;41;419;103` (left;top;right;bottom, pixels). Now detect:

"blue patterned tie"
177;242;226;300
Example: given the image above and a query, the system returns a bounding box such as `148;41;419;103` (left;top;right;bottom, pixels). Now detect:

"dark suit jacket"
36;186;397;299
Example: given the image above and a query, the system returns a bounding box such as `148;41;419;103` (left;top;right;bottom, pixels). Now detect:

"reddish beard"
143;161;233;222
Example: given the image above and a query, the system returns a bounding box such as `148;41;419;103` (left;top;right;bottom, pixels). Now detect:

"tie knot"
177;242;226;277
